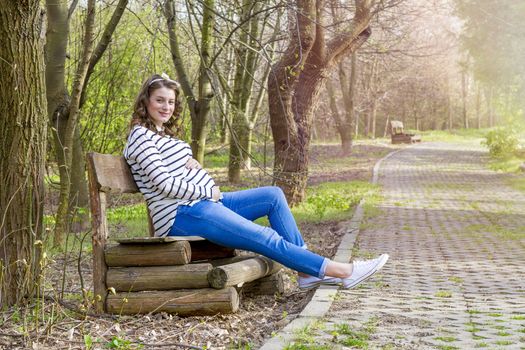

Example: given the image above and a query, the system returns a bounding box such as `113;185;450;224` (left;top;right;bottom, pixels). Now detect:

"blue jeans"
169;186;328;278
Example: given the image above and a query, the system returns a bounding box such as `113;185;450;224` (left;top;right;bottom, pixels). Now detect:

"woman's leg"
221;186;305;247
169;199;327;278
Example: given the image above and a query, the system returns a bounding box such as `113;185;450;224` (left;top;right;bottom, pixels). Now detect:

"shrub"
482;128;519;157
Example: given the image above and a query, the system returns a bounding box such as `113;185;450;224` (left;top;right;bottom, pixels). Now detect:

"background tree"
52;0;96;246
227;1;279;182
268;0;375;204
320;0;467;142
455;0;525;123
46;0;129;244
164;0;216;164
0;0;47;306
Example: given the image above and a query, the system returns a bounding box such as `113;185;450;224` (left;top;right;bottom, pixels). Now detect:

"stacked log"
208;256;282;289
103;238;284;316
107;288;239;316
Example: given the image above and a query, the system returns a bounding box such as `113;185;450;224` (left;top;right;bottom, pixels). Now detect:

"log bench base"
107;288;240;316
87;152;284;316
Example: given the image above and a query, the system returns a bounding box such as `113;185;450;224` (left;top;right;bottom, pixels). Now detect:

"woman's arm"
126;129;212;201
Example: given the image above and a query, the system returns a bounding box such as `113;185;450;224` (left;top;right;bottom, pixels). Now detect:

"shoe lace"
353;258;377;271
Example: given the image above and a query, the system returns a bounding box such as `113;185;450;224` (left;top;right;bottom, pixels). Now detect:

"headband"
149;72;181;88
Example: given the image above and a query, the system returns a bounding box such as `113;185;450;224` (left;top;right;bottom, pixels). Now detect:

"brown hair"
129;74;184;137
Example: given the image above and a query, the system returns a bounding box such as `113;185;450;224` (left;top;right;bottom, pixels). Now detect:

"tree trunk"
485;87;494;127
165;0;215;165
365;110;371;137
51;115;89;232
326;78;351;154
476;84;481;129
228;0;263;183
339;52;357;154
268;0;372;204
330;0;356;154
447;92;452;130
219;46;235;144
371;98;377;138
461;69;469;128
53;0;96;245
383;114;390;138
0;1;47;306
270;65;329;203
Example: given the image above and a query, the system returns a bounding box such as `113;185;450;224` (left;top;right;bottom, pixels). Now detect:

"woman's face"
146;86;176;129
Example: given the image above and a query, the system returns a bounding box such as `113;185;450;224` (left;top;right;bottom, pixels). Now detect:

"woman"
124;74;388;290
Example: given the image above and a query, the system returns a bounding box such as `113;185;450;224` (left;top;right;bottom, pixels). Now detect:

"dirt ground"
0;141;396;350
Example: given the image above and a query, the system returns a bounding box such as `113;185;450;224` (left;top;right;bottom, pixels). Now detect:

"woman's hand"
211;186;221;201
185;158;202;169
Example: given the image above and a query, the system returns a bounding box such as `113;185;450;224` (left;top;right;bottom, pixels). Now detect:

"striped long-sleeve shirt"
124;125;216;237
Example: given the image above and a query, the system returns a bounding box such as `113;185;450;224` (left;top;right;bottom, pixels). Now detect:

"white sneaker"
342;254;389;289
298;275;342;290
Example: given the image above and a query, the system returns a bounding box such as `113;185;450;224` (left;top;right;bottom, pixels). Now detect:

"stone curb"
258;147;404;350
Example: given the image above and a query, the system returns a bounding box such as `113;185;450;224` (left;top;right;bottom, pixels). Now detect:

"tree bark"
0;1;47;306
53;0;96;245
268;0;373;204
485;86;494;127
461;69;469;128
327;78;351;154
446;77;452;130
340;53;358;153
477;85;482;129
370;98;378;138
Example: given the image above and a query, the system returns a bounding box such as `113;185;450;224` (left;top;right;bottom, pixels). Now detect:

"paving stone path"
307;142;525;349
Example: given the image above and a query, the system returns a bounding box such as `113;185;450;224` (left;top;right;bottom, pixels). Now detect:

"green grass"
284;344;331;350
107;203;149;239
495;340;514;346
435;290;453;298
204;150;229;168
497;331;512;337
448;276;463;284
465;224;525;240
417;128;488;143
487;155;525;172
292;181;381;224
334;323;370;349
435;336;457;342
508;177;525;194
467;326;482;333
284;321;328;350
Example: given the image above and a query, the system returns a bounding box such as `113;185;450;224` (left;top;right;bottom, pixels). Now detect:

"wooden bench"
87;152;283;316
390;120;421;144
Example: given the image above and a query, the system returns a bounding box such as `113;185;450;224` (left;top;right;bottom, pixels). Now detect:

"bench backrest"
87;152;138;193
390;120;404;135
87;151;153;313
